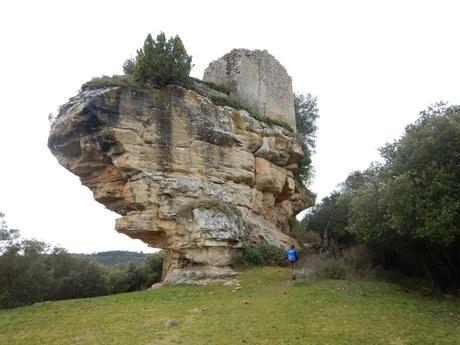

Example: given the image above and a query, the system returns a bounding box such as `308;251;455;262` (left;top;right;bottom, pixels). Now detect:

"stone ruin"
204;49;296;128
48;49;315;285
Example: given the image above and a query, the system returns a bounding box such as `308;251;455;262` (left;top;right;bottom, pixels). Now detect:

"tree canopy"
294;93;319;186
0;213;164;309
306;103;460;290
131;32;192;86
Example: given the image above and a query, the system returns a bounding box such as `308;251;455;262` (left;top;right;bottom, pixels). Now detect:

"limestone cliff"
48;50;315;284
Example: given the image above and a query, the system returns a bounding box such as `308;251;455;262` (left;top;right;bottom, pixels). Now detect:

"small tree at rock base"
133;32;192;86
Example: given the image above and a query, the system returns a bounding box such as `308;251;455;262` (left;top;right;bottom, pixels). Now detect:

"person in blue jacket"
287;245;300;280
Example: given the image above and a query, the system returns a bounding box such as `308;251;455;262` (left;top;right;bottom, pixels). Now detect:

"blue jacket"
287;249;298;262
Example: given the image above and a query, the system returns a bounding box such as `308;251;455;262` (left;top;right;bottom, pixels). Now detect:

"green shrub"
289;217;321;247
304;230;322;245
294;156;313;187
231;244;287;268
82;32;192;91
294;93;319;186
211;95;254;113
133;32;192;86
122;58;136;75
196;200;229;213
210;96;293;132
288;217;302;243
81;75;138;91
143;251;164;286
303;255;349;280
0;213;166;308
342;244;373;272
196;79;235;94
317;258;348;279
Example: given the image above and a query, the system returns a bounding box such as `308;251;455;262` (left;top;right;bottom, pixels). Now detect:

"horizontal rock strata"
49;82;314;284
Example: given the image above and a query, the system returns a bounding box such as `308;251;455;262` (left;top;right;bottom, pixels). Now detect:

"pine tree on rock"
134;32;192;86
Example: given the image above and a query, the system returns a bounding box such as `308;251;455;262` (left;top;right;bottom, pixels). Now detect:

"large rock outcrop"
48;50;315;284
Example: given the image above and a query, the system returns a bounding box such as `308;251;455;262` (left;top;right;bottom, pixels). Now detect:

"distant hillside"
74;250;147;267
1;267;458;345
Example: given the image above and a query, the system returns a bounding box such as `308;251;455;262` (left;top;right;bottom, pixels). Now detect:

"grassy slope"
0;267;459;345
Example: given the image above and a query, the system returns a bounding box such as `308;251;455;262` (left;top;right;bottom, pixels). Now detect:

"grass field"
0;267;459;345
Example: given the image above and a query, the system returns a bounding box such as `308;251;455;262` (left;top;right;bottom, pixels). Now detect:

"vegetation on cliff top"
1;267;458;345
82;32;192;91
79;33;299;137
80;76;297;134
79;32;296;133
190;77;235;94
130;32;192;86
81;74;138;91
210;95;294;132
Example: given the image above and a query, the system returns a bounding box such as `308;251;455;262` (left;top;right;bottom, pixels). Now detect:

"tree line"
0;215;163;309
305;103;460;291
75;250;147;267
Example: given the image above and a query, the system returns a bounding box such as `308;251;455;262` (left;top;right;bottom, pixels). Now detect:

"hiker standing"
287;245;299;280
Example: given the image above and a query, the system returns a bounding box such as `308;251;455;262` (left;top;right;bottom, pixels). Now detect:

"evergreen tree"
133;32;192;86
309;103;460;290
294;93;319;186
122;58;135;75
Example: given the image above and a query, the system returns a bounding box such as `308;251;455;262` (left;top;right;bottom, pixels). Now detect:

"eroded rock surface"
49;83;314;284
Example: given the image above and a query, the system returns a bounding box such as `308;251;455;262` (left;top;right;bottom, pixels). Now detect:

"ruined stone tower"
203;49;296;129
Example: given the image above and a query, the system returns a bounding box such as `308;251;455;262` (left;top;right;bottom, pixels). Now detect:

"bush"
295;156;313;187
81;75;138;91
210;96;293;132
231;244;287;268
304;230;322;245
81;32;192;91
0;213;166;308
107;252;164;293
289;217;321;246
143;251;164;286
133;32;192;86
190;77;235;94
107;266;132;294
345;104;460;291
294;93;319;186
342;244;373;273
303;255;349;280
318;258;348;279
122;58;135;75
211;95;255;114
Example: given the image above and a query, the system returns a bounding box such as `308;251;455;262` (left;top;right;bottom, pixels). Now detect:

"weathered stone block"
204;49;296;128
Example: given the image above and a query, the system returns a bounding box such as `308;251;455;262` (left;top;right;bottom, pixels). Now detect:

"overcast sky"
1;0;459;253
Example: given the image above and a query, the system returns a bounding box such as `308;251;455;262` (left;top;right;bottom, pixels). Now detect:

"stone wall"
203;49;296;129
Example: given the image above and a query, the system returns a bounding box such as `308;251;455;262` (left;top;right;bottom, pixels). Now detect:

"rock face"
48;50;314;284
204;49;296;128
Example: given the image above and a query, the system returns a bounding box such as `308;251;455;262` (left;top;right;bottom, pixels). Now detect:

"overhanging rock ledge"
48;49;315;284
